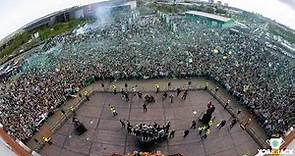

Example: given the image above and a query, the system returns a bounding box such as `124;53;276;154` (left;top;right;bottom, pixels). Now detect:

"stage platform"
40;89;259;156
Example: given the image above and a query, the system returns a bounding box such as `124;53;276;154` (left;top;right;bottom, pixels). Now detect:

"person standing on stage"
190;120;197;129
182;90;188;100
155;84;160;93
42;136;53;145
169;94;173;103
120;119;125;128
229;118;237;130
241;118;251;129
162;92;168;101
183;129;189;137
217;120;226;129
143;103;147;112
200;126;210;140
207;101;213;108
112;85;117;95
169;129;175;138
109;104;118;116
176;88;181;96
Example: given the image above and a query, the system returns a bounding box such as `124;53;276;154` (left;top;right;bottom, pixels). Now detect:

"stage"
40;89;259;156
40;91;258;156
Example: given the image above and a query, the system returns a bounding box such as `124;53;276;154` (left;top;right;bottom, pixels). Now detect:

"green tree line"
0;19;86;59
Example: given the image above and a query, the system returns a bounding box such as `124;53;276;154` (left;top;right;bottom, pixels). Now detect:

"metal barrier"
206;87;270;148
32;96;86;151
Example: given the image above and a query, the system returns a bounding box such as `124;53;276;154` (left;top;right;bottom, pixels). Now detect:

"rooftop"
185;10;231;22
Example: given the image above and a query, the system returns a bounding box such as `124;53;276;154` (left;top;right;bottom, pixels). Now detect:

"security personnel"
109;104;118;116
42;136;52;145
112;85;117;94
155;84;160;93
84;91;88;96
205;82;209;90
208;118;214;126
84;91;89;101
69;106;75;113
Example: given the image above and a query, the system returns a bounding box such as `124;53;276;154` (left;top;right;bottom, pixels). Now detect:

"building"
21;0;136;32
22;7;76;32
185;10;234;28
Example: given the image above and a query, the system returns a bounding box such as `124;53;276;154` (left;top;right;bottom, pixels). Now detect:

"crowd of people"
0;5;293;142
117;92;234;145
125;151;166;156
121;120;170;145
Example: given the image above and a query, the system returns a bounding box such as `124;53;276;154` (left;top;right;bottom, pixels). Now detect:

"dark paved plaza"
40;90;259;156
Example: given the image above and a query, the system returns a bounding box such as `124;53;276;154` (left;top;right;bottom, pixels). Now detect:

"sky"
218;0;295;28
0;0;294;40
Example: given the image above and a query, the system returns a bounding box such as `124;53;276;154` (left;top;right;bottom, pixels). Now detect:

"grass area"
0;32;31;59
269;24;295;44
37;19;87;40
0;19;87;60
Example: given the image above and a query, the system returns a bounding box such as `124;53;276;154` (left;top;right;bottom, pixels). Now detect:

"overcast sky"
0;0;294;40
218;0;295;28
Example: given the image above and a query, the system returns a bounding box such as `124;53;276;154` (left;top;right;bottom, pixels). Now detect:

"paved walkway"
27;78;269;154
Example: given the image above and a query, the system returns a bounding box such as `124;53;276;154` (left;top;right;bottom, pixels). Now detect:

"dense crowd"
125;151;165;156
127;122;170;144
0;7;294;142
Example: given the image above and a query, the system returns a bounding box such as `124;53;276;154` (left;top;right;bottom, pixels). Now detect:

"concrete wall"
0;137;17;156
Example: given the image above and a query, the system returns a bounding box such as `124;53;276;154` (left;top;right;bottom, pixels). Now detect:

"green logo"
271;140;279;147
